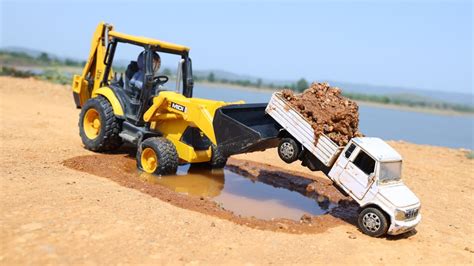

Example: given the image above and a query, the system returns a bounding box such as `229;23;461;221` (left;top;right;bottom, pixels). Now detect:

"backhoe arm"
72;22;114;108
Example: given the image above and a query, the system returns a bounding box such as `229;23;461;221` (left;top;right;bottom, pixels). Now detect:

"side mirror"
368;173;376;184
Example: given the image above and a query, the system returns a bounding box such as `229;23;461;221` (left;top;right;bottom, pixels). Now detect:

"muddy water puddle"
63;153;356;234
139;164;336;220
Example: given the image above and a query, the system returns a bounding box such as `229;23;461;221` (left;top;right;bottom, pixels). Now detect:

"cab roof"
352;137;402;162
108;31;190;53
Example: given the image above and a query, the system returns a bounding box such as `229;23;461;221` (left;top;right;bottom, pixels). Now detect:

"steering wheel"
153;75;168;85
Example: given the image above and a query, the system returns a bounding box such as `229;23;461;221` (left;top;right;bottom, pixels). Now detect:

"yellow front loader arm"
144;91;241;144
142;91;243;163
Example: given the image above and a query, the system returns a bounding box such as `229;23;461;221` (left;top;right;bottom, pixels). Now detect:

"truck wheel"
209;144;227;169
79;96;122;152
358;207;389;237
137;137;178;175
278;138;300;163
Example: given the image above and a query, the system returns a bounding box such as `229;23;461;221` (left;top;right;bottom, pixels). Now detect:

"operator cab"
117;51;168;95
101;31;194;124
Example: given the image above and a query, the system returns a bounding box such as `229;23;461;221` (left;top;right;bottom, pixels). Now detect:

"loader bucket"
213;103;281;157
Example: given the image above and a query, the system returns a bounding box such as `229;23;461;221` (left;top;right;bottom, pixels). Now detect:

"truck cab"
328;137;421;236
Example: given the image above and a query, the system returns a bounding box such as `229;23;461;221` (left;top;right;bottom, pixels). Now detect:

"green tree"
296;78;308;92
256;78;262;88
163;68;172;76
37;52;51;63
208;72;215;82
64;58;78;66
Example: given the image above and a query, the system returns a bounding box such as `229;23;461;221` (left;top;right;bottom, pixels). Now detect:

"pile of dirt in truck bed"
281;82;363;146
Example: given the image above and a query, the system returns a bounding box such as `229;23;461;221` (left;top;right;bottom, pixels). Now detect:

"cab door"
329;143;356;179
339;148;376;200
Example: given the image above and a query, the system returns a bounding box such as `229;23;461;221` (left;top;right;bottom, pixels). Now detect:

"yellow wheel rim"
83;109;101;140
141;148;158;173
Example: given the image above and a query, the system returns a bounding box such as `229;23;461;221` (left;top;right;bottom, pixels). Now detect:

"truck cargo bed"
265;92;343;167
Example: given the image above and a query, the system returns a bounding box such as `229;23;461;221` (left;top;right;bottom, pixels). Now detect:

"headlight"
395;207;419;221
395;209;406;220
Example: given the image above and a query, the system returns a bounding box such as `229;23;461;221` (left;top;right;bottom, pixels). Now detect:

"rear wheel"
278;138;300;163
358;207;389;237
137;137;178;175
79;96;122;152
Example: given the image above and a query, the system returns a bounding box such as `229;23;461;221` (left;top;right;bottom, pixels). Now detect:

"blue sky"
0;0;472;93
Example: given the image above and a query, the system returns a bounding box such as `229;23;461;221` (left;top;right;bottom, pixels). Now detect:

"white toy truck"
266;92;421;237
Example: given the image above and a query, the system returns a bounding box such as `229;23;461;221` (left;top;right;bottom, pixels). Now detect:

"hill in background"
1;46;472;111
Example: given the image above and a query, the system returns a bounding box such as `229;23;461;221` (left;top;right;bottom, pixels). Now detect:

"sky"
0;0;472;94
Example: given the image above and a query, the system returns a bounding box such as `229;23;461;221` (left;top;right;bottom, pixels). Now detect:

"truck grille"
405;208;419;220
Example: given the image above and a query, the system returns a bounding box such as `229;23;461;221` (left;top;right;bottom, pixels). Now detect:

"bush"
207;72;215;82
466;151;474;160
39;69;70;84
296;78;308;92
0;66;35;78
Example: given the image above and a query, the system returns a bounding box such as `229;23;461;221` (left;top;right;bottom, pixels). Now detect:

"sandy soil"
0;76;473;265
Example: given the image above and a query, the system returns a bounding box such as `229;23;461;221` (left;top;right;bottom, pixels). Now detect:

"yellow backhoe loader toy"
73;22;281;175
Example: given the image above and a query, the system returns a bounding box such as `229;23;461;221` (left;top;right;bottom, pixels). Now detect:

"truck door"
329;143;356;179
339;149;376;200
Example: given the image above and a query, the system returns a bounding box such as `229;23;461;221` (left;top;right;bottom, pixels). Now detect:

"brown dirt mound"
281;82;363;146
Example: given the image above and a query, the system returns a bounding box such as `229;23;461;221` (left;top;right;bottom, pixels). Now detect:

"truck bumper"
387;214;421;235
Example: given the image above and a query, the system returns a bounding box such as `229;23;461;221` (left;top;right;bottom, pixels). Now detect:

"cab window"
353;150;375;175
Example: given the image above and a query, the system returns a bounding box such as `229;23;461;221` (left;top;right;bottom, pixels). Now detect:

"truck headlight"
395;207;419;221
395;209;406;221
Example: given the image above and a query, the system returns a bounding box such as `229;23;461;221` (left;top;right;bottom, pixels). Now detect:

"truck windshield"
379;161;402;184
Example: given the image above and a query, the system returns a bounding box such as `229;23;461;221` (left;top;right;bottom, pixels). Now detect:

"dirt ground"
0;76;473;265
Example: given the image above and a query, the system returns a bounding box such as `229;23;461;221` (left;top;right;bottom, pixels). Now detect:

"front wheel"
137;137;179;175
358;207;389;237
208;144;227;168
193;145;227;169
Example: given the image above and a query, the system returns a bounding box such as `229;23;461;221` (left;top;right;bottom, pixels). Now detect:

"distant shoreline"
0;62;471;117
196;81;473;117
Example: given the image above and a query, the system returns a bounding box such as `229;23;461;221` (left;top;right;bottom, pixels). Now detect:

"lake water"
193;84;473;149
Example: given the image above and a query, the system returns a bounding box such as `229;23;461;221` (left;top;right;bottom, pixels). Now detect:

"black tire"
79;96;122;152
278;137;300;163
209;144;227;168
137;137;178;175
358;207;389;237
